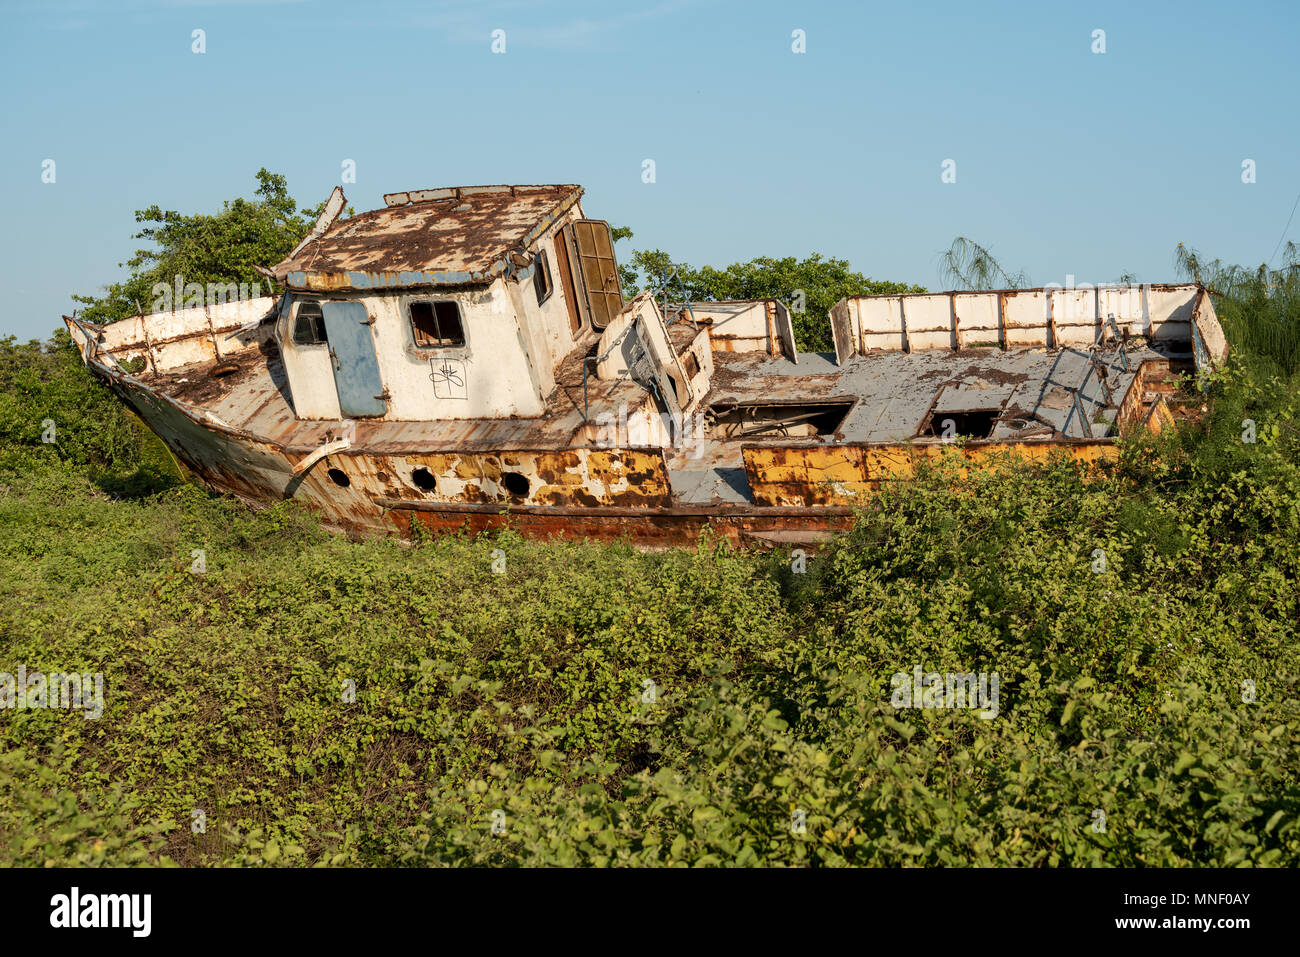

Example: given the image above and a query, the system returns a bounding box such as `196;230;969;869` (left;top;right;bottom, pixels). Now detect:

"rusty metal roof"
275;184;583;292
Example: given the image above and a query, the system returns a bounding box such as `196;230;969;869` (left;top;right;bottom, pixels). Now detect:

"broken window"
292;301;328;346
410;300;465;348
682;351;701;379
533;249;553;305
709;401;853;438
919;410;1000;439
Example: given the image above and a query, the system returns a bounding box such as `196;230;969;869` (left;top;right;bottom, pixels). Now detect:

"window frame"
290;299;329;347
533;248;553;305
408;298;467;350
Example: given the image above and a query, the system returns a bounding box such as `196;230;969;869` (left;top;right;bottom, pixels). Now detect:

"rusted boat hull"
62;180;1229;550
91;350;1106;547
66;299;1214;547
98;361;1121;546
390;502;856;548
94;368;705;541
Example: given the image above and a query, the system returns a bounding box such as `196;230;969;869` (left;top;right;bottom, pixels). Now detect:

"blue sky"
2;0;1297;341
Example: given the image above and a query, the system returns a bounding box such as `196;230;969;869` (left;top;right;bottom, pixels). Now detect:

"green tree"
71;170;329;324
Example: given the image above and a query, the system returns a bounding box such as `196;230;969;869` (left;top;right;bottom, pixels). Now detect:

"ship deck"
130;326;1172;507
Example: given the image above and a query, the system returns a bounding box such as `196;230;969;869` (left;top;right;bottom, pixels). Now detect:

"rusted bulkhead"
743;439;1119;508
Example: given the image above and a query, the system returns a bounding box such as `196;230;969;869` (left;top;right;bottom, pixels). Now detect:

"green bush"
0;332;181;495
0;432;1295;866
1;268;1298;866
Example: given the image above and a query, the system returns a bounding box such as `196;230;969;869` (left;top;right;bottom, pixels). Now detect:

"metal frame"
408;298;468;350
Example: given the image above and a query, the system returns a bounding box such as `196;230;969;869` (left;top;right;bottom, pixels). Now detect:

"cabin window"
409;301;465;348
292;301;328;346
533;249;553;305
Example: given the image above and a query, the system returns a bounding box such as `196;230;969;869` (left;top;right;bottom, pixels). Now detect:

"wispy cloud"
410;0;702;51
157;0;309;7
19;0;308;28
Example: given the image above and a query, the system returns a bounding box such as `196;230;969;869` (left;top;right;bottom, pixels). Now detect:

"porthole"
411;467;438;492
501;472;530;498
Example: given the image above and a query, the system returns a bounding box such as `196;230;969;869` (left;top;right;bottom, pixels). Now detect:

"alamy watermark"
50;887;150;937
151;274;262;312
890;666;999;719
1;666;103;720
592;403;709;458
1039;275;1145;323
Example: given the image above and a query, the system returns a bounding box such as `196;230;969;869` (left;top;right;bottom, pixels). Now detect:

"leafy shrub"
0;261;1298;866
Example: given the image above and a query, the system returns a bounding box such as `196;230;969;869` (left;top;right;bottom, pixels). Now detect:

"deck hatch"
918;409;1001;439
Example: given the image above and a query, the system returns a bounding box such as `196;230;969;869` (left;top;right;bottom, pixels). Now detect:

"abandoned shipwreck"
65;183;1229;545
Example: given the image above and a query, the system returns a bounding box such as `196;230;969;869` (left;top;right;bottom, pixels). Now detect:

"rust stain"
743;440;1120;507
394;502;856;549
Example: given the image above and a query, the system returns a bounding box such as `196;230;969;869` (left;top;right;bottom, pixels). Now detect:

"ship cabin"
273;184;629;422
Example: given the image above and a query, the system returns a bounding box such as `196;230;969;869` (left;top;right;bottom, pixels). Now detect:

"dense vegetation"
2;189;1298;865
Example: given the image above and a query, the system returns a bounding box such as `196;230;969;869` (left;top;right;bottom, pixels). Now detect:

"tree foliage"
937;236;1029;290
0;332;180;496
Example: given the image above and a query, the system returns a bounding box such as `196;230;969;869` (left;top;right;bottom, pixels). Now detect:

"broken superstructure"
64;183;1230;545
